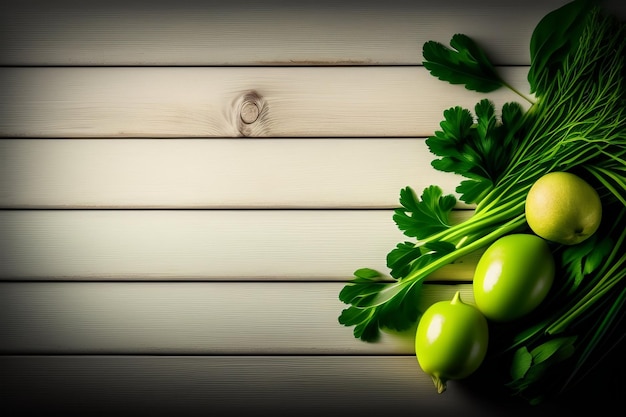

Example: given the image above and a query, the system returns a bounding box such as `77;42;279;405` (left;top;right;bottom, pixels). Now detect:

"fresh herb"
425;99;524;204
338;0;626;402
499;201;626;403
422;34;506;94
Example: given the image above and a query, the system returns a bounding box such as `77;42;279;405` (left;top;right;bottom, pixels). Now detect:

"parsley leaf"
422;33;504;93
338;240;457;341
387;240;456;280
426;99;524;204
393;185;456;239
338;268;422;342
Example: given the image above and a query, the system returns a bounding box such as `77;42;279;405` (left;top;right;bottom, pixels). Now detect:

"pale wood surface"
2;356;593;417
0;282;473;354
0;209;478;281
0;138;467;208
0;66;530;138
2;1;624;415
2;0;607;66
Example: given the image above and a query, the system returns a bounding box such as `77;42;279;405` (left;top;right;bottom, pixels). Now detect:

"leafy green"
426;99;524;204
527;0;596;95
509;347;533;381
560;233;613;291
507;336;577;398
497;200;626;402
338;0;626;404
338;268;423;342
387;240;456;280
422;34;504;93
392;185;456;239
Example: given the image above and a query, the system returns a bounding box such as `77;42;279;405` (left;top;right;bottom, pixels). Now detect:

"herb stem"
547;225;626;335
547;260;625;335
503;81;535;105
403;213;526;283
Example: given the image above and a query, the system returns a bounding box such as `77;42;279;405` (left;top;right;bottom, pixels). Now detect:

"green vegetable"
501;204;626;402
422;34;507;94
338;0;626;403
415;291;489;394
472;234;555;322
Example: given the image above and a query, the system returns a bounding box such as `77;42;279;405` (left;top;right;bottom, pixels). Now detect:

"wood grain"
1;355;586;417
0;66;530;138
0;0;599;66
4;2;624;414
0;138;467;209
0;209;480;281
0;282;474;354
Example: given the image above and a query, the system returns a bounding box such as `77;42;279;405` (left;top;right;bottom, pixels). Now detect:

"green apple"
525;171;602;245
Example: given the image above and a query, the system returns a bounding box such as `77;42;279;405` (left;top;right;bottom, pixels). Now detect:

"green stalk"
546;203;626;334
409;197;526;247
502;81;536;105
372;213;526;306
405;212;526;281
561;286;626;392
547;252;626;335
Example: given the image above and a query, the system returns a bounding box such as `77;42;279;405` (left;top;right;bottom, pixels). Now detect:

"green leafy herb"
426;99;524;204
506;336;577;397
560;233;613;292
422;33;504;93
338;268;423;342
527;0;596;95
338;0;626;403
392;185;456;239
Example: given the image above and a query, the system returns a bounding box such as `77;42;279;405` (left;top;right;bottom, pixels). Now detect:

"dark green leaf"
501;102;524;131
338;306;380;342
455;178;493;204
386;242;423;279
561;234;613;291
350;220;555;345
353;268;383;281
393;186;456;239
439;106;474;141
513;361;550;390
583;237;613;275
377;282;422;331
422;33;504;92
387;240;455;280
530;336;577;364
339;271;389;307
510;347;533;381
427;100;522;204
338;305;372;327
353;317;381;342
338;280;423;342
528;0;596;94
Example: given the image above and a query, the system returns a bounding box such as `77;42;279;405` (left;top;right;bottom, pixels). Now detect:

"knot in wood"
240;100;259;124
234;90;267;136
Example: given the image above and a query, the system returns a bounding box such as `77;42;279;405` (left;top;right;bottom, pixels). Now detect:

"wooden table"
1;1;624;415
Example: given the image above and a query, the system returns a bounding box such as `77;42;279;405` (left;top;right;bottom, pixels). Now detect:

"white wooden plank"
0;210;480;281
2;356;599;417
0;282;473;354
0;66;530;138
3;0;610;66
0;138;469;209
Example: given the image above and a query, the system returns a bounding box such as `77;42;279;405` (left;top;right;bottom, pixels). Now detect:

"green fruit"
415;291;488;394
473;233;555;322
525;171;602;245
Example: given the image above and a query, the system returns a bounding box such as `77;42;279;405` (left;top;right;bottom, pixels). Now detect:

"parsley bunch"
338;0;625;402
